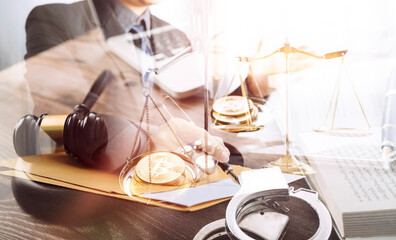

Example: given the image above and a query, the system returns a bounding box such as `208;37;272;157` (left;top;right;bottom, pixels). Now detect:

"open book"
297;130;396;238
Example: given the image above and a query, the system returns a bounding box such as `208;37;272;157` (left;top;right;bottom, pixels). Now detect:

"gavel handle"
75;70;113;114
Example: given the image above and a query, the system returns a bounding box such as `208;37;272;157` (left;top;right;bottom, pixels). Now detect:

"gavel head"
13;112;146;172
13;114;46;157
63;112;108;168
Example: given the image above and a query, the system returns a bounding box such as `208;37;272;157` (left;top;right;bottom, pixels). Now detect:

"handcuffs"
194;167;332;240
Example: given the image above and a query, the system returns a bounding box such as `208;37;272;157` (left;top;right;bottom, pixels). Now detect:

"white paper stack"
298;131;396;238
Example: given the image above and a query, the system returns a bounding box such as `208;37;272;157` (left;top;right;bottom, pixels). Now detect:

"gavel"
13;70;146;172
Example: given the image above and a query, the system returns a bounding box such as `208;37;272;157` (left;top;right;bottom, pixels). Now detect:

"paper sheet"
140;178;240;207
139;171;303;207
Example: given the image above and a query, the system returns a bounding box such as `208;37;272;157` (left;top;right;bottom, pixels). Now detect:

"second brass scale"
210;40;360;175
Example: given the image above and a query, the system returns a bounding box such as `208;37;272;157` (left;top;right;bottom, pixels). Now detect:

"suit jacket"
25;0;191;59
23;0;193;167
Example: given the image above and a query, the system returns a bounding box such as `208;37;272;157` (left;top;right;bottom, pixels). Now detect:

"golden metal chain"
145;96;152;183
127;71;188;183
128;96;149;161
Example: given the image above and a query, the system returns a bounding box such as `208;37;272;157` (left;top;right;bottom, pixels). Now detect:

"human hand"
149;118;230;163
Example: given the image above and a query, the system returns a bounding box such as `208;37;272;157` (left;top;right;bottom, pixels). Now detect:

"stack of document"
298;130;396;238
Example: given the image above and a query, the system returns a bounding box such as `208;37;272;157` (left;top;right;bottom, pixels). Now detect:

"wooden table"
0;30;340;239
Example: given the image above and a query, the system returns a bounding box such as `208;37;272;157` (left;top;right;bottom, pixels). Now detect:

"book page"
309;156;396;212
299;130;396;209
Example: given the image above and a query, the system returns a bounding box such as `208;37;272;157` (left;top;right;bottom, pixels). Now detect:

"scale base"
313;127;372;137
265;154;315;175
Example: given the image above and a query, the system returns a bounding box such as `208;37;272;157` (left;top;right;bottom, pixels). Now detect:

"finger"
213;146;230;163
157;118;230;162
209;135;230;156
201;139;230;163
195;154;216;175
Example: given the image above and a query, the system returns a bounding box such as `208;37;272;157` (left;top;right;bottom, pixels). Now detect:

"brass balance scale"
119;70;220;198
313;53;372;136
210;40;366;175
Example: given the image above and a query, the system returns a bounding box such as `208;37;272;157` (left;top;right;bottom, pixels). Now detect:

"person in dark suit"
25;0;191;62
22;0;230;165
13;1;229;224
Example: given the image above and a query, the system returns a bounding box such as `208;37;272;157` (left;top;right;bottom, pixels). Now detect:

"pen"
381;69;396;168
218;162;240;185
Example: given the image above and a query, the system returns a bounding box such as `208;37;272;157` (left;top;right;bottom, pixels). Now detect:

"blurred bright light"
207;0;396;58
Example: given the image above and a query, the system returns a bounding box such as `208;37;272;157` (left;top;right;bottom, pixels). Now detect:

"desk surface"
0;173;341;239
0;30;346;240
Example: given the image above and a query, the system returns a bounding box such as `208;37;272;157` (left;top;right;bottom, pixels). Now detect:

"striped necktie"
129;20;153;56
